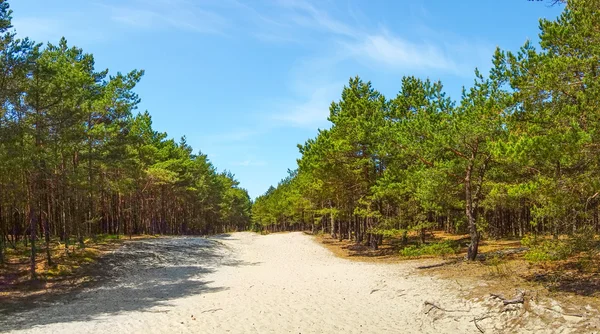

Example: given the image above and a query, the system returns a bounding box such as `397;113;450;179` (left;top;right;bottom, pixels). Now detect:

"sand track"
0;232;590;333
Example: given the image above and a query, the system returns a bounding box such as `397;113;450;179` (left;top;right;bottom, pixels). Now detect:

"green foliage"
46;264;73;277
399;241;459;257
252;0;600;262
94;234;121;242
0;0;252;277
520;234;539;248
524;240;573;262
522;227;598;262
570;227;598;253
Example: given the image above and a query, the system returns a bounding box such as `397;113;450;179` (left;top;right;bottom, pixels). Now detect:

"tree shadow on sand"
0;237;257;331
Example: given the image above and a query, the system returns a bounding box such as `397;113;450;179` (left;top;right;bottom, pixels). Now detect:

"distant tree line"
252;0;600;260
0;0;252;277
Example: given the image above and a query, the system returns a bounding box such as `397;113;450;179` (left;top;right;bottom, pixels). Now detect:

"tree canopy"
251;0;600;260
0;0;251;277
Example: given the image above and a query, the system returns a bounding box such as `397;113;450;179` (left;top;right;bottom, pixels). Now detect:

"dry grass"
316;235;406;263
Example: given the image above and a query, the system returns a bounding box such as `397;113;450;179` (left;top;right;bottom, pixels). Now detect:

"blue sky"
11;0;562;198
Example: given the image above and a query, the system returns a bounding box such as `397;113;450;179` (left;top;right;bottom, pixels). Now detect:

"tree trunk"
44;188;53;267
465;161;480;261
29;204;37;280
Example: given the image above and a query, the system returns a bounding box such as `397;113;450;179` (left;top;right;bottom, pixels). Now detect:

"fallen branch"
491;290;525;305
543;307;584;318
424;301;448;314
473;317;485;333
470;314;492;333
423;301;470;314
477;247;529;261
416;259;459;270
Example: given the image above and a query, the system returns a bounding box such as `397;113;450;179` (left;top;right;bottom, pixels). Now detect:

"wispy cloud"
257;0;492;128
271;82;342;128
106;0;229;34
12;17;106;43
347;32;461;73
270;1;482;74
277;0;356;37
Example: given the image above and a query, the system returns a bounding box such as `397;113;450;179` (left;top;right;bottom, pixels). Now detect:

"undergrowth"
399;240;460;257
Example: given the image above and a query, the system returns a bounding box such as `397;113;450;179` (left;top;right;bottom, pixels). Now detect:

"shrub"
520;233;539;248
523;229;599;263
399;241;459;257
524;240;573;262
571;227;597;253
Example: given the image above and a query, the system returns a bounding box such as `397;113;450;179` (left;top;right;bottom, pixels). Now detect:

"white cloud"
348;32;461;73
107;0;229;34
272;82;341;128
283;4;355;37
258;0;493;130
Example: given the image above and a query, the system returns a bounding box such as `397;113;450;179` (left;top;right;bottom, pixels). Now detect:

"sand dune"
2;232;591;333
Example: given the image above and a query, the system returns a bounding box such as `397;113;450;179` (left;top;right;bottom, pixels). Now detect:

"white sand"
3;232;595;333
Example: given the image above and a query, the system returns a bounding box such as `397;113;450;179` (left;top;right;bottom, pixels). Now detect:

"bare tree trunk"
29;201;37;280
44;185;53;267
465;161;479;261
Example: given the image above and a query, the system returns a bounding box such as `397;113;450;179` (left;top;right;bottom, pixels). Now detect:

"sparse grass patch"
45;264;73;278
69;249;100;264
94;234;121;243
484;255;514;277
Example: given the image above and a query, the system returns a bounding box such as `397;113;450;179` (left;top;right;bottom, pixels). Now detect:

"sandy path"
0;232;582;333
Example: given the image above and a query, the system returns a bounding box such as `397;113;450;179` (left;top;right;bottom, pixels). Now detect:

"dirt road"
1;232;588;333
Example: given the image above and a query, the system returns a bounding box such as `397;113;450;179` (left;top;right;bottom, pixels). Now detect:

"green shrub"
571;227;597;253
399;245;421;257
399;241;459;257
520;233;539;248
523;229;598;263
524;240;573;262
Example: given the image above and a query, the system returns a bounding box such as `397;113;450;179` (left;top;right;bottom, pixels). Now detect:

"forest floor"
1;232;599;333
0;235;155;303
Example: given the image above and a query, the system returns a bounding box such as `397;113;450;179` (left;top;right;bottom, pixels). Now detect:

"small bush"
399;241;459;257
523;230;598;263
524;240;573;262
520;233;539;248
571;227;597;253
